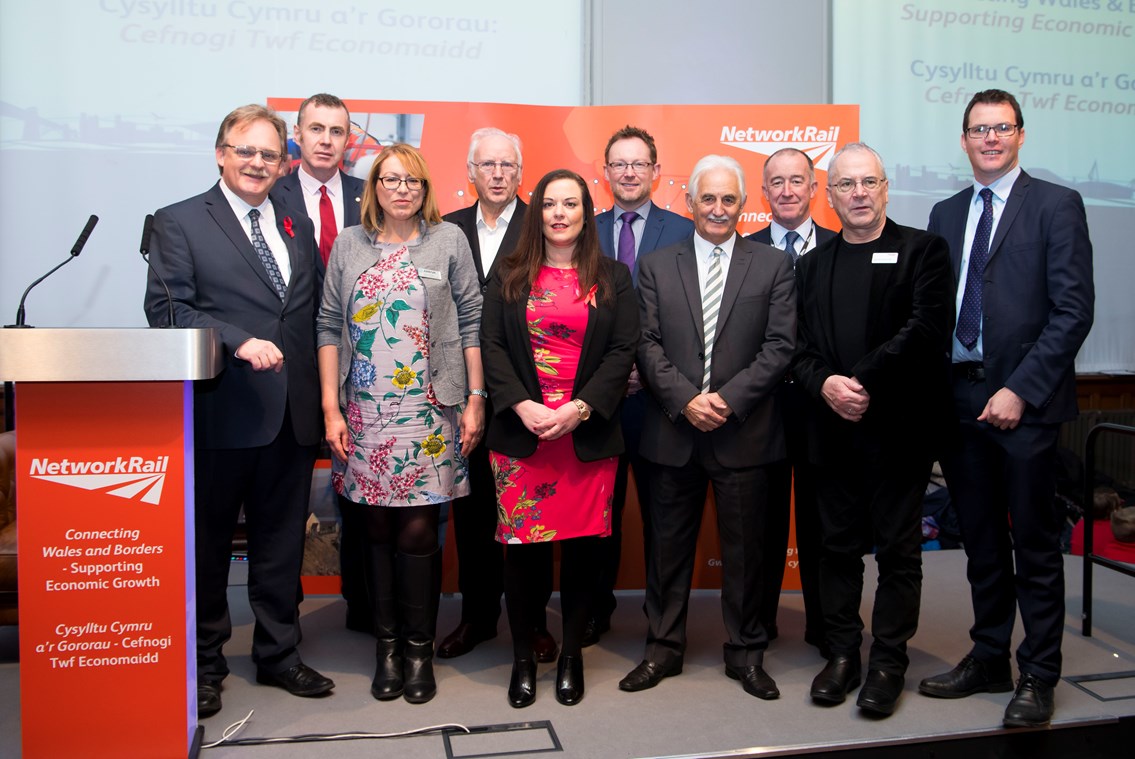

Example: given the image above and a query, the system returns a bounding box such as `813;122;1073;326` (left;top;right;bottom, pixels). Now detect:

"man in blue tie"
919;89;1095;729
747;148;837;656
588;126;693;646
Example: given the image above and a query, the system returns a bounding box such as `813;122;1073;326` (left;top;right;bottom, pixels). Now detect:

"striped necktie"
701;246;724;393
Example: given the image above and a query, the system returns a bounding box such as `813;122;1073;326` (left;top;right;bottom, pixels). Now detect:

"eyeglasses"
470;161;520;175
379;176;424;191
766;177;810;190
606;160;654;174
222;144;284;164
965;123;1019;139
829;177;885;194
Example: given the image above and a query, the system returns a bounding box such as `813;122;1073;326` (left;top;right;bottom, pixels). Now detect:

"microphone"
7;214;98;328
139;214;176;328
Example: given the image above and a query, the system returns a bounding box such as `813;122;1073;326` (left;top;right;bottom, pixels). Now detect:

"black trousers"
762;381;824;639
942;375;1064;685
195;409;317;682
814;452;928;675
643;439;771;669
504;537;603;659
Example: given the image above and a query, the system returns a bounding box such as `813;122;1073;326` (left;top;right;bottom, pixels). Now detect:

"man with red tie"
272;93;369;632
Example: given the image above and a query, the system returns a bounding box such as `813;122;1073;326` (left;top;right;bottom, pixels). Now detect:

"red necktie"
318;185;337;266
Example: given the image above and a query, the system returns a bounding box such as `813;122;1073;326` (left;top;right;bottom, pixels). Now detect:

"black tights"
504;536;604;659
355;499;440;556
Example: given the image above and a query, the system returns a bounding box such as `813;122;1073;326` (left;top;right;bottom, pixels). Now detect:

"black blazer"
928;170;1094;425
793;218;952;463
271;169;366;288
443;199;528;290
481;257;638;461
144;183;321;449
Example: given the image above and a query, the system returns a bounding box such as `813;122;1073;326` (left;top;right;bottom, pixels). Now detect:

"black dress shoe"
533;628;559;663
256;663;335;697
437;622;496;659
725;664;780;700
918;654;1013;699
581;617;610;648
810;655;862;705
618;659;683;692
197;683;222;718
507;658;538;708
856;669;904;716
555;654;585;705
1003;673;1055;728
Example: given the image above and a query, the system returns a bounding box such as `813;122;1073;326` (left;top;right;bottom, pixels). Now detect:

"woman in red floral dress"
481;169;638;707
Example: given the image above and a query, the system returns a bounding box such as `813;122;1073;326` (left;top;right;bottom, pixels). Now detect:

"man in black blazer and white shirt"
145;104;334;719
439;128;557;662
621;155;795;700
271;92;369;632
747;148;836;655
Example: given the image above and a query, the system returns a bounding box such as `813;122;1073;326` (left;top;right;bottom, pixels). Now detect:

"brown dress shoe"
532;628;559;663
437;622;496;659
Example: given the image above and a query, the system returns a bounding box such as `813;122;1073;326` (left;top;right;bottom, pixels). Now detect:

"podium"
0;328;220;759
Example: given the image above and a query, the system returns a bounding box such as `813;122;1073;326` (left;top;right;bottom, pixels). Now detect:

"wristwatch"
467;388;488;400
572;398;591;421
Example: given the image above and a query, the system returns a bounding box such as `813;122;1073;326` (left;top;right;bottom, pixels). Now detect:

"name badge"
419;268;442;280
872;252;898;264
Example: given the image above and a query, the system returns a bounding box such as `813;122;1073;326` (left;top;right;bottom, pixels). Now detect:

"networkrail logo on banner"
28;456;170;505
719;125;843;170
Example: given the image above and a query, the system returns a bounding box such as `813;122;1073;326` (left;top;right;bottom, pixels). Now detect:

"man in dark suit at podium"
144;104;333;719
588;125;693;646
438;128;557;663
747;148;836;655
271;92;370;633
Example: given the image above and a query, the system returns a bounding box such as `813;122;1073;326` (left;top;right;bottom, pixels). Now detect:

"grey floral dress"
331;240;469;507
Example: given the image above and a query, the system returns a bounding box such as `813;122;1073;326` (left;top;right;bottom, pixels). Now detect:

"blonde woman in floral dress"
317;144;484;704
480;169;638;707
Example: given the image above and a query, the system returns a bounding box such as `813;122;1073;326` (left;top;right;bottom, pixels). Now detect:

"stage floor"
3;551;1134;758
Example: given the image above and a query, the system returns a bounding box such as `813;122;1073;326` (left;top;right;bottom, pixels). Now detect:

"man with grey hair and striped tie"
621;154;796;700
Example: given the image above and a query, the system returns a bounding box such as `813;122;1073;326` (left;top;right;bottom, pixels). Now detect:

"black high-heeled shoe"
508;658;537;708
555;654;584;705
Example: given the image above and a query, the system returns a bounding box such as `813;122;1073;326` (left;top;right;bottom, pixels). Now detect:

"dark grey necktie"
249;208;287;300
783;230;802;263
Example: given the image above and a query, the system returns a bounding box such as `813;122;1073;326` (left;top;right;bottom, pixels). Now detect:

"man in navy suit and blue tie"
145;104;335;719
747;148;836;655
271;93;369;633
588;126;693;646
919;90;1094;728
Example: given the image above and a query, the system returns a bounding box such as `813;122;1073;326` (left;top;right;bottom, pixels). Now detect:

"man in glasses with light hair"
439;128;558;663
144;104;333;719
794;142;951;717
919;89;1094;728
588;125;693;647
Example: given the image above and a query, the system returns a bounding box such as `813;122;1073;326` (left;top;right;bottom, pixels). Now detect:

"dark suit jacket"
144;182;321;450
271;169;365;285
481;257;639;461
637;234;796;469
596;202;694;284
443;199;528;291
793;218;952;464
747;220;837;255
928;170;1094;425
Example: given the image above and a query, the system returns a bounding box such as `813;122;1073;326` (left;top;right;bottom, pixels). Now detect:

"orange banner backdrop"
274;99;859;595
17;382;195;758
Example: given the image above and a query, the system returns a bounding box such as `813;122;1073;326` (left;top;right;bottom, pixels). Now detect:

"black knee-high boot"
398;548;441;703
367;541;402;700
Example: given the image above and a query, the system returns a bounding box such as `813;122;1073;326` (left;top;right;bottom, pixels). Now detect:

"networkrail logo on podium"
28;455;170;505
720;125;842;170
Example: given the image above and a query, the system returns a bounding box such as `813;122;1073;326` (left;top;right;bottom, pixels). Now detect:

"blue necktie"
783;230;802;263
956;188;994;349
249;209;287;300
617;211;639;270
